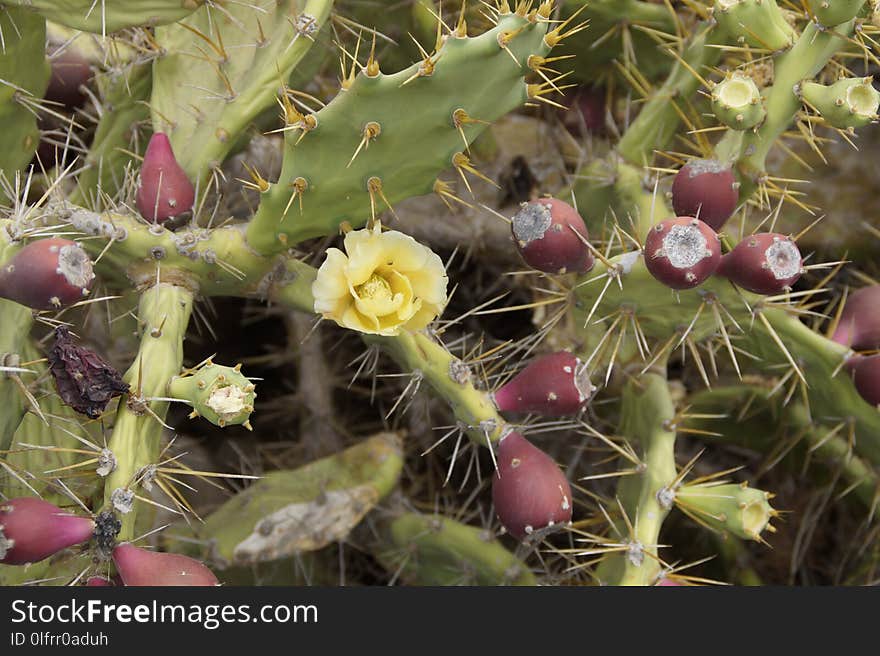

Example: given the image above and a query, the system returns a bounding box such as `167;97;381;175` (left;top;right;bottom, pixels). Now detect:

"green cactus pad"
150;0;333;181
374;513;537;586
195;432;404;566
712;0;796;52
3;0;203;33
674;482;775;541
807;0;868;27
0;7;50;179
168;359;256;428
246;9;552;253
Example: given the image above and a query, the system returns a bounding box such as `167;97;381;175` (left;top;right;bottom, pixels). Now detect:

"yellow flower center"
356;274;393;305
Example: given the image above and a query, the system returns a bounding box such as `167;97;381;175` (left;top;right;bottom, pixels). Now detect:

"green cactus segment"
0;300;33;452
675;483;774;541
3;0;203;33
800;77;880;129
616;23;725;166
366;330;509;447
0;7;50;178
101;283;193;540
715;18;860;199
712;72;765;130
374;513;537;586
596;369;676;586
808;0;868;27
712;0;795;51
168;360;256;428
246;11;551;254
150;0;334;182
195;432;404;567
73;65;152;205
574;253;880;467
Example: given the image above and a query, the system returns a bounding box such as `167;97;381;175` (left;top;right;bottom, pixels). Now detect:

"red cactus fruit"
643;217;721;290
492;432;573;541
0;238;94;310
562;86;607;136
493;351;594;417
718;232;802;295
0;497;95;565
136;133;195;224
831;286;880;350
112;543;219;586
511;198;595;274
86;576;115;587
46;47;93;110
845;355;880;407
671;159;739;231
656;577;682;587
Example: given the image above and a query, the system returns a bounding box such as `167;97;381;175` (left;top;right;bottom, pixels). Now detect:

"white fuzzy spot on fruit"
548;391;558;401
684;158;728;177
764;239;800;280
57;244;94;290
662;224;709;269
561;493;570;511
510;457;522;469
511;202;552;244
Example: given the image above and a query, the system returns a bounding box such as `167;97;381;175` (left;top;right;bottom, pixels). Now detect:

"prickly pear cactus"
2;0;880;587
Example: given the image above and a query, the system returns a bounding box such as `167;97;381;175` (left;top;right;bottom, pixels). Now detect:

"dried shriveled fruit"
48;326;129;419
0;497;94;565
492;432;572;541
718;232;802;295
511;198;594;274
671;159;739;230
112;543;219;586
136;132;195;224
493;351;594;417
643;217;721;290
0;238;94;310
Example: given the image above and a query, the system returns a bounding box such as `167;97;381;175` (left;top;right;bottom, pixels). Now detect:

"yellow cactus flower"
312;223;448;336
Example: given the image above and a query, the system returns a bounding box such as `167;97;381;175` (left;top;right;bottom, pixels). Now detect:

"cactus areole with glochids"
643;217;722;290
511;198;595;274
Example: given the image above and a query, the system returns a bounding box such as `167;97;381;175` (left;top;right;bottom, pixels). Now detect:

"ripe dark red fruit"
86;576;115;586
718;232;802;295
845;355;880;407
562;86;607;136
0;238;94;310
0;497;95;565
493;351;594;417
831;285;880;350
136;133;195;224
492;432;572;541
643;217;721;290
511;198;594;274
671;159;739;231
112;543;219;586
46;47;93;110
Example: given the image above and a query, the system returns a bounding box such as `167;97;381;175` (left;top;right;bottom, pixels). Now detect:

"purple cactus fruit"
831;286;880;350
845;355;880;407
511;198;595;274
112;543;219;586
0;238;94;310
492;432;573;541
643;217;721;290
136;133;195;224
0;497;95;565
46;47;93;110
493;351;594;417
656;577;682;587
718;232;802;295
671;159;739;231
562;86;607;136
86;576;115;587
